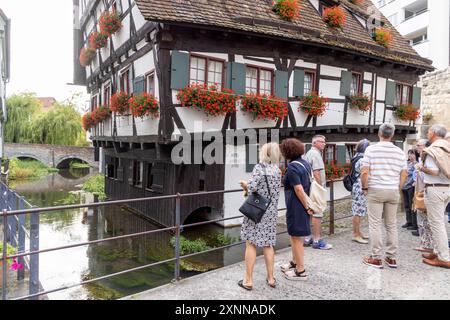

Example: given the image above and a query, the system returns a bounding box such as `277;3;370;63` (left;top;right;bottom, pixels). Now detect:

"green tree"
4;93;42;143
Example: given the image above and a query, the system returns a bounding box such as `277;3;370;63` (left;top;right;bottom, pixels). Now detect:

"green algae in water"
97;247;138;262
82;274;122;300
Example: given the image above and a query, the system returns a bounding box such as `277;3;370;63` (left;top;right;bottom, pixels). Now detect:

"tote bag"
291;161;328;214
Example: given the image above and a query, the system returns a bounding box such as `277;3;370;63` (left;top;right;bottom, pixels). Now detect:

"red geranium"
349;93;372;112
272;0;300;22
89;31;108;49
394;104;420;121
326;161;351;180
241;93;288;121
323;6;346;28
79;47;96;67
82;112;95;130
110;92;130;115
373;27;393;48
91;106;111;124
177;84;237;117
129;93;159;119
99;11;122;36
299;92;329;117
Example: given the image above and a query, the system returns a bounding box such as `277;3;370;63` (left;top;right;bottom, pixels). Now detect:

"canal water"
10;169;290;300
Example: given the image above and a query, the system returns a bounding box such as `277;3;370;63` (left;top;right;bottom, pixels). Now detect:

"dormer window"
319;0;336;15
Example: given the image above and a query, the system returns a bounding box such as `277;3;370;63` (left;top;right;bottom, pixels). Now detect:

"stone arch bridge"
5;143;98;169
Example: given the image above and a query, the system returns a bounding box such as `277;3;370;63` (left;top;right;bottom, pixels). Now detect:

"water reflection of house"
73;0;433;228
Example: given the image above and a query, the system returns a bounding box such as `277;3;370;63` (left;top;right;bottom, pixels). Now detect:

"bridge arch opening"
183;207;213;225
13;156;48;167
57;158;90;169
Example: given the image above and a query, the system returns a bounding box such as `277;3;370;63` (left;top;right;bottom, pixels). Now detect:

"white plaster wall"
104;117;112;136
316;102;344;126
346;107;371;126
290;101;309;128
295;60;317;69
174;108;225;133
364;72;372;81
112;14;130;49
236;107;278;129
376;76;386;101
132;3;147;30
319;79;343;99
375;102;385;124
320;65;346;78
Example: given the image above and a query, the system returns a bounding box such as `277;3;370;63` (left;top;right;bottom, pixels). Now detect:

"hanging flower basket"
92;106;111;124
326;161;351;180
110;92;131;115
394;104;420;121
89;31;108;49
129;93;160;119
348;0;363;5
79;47;96;67
349;93;372;112
323;6;346;28
373;27;393;48
176;84;237;117
99;11;122;36
241;93;288;121
299;92;329;117
82;112;95;130
272;0;300;22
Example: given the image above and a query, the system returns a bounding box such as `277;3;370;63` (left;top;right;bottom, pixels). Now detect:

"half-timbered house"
73;0;433;227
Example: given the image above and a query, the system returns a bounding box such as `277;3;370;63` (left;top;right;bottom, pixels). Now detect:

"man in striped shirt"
360;123;408;269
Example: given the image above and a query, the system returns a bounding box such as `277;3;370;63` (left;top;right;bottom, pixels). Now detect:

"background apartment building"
374;0;450;71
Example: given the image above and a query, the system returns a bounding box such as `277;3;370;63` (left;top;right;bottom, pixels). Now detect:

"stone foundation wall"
420;67;450;137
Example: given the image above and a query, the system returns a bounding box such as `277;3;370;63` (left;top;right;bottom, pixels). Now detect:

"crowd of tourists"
237;123;450;290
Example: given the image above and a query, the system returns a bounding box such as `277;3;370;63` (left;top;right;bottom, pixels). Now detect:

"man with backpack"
346;139;370;244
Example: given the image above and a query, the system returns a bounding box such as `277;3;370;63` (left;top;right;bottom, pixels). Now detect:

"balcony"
397;9;429;35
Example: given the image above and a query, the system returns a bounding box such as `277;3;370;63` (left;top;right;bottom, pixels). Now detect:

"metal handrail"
2;180;348;300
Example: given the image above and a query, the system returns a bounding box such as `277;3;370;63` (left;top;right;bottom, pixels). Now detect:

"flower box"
349;93;372;112
323;6;346;28
79;47;96;67
326;161;351;180
373;27;393;48
272;0;300;22
298;92;329;117
177;84;237;117
110;92;131;115
89;31;108;49
129;93;159;119
394;104;420;121
99;11;122;36
92;106;111;124
241;93;288;121
82;112;95;130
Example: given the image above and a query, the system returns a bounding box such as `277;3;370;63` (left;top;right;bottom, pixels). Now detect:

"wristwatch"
362;187;368;191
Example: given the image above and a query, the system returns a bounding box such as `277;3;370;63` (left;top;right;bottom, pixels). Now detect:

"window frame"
322;144;337;165
132;160;144;188
350;72;363;96
103;82;111;107
394;82;413;106
144;70;156;95
303;68;317;96
119;66;131;95
345;143;357;164
189;53;225;89
245;64;275;95
91;94;98;111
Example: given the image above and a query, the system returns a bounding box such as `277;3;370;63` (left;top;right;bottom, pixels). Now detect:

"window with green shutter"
293;69;305;97
412;86;422;107
336;145;347;165
170;50;189;90
231;62;246;95
385;80;396;106
340;70;353;97
133;75;145;95
275;70;288;99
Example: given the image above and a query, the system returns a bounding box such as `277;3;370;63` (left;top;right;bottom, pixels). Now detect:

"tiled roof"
134;0;433;71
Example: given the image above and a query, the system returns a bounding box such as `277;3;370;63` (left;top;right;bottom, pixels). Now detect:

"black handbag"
239;168;272;224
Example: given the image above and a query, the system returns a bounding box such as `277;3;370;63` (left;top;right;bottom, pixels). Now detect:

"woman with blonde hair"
238;142;282;290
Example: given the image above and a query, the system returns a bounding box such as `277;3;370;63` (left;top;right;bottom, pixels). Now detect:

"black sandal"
266;278;276;288
238;280;253;291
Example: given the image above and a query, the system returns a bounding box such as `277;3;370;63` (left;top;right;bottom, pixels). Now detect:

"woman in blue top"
279;138;313;281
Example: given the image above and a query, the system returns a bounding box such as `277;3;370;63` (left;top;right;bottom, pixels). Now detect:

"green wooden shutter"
394;141;404;150
293;69;305;97
230;62;246;95
275;70;289;99
336;145;347;165
412;86;422;107
133;75;145;94
170;50;189;89
385;80;396;106
224;62;232;90
340;71;352;97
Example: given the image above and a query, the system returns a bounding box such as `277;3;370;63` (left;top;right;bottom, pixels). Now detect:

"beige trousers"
424;186;450;262
367;188;400;260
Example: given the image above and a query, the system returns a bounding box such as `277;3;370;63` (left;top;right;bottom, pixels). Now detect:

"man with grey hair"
360;123;408;268
417;124;450;268
303;135;332;250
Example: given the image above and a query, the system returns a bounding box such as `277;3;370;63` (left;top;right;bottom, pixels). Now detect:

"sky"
0;0;89;111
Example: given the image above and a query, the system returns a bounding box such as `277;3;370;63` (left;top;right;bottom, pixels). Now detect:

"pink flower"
10;258;23;271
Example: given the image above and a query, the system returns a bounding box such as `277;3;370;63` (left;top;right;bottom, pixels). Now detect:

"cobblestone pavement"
123;217;450;300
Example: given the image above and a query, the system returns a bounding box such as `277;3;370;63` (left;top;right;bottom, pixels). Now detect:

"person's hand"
307;208;314;216
239;180;248;190
415;163;423;171
363;190;368;197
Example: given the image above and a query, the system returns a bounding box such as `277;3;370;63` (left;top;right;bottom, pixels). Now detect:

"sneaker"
283;269;307;281
280;261;296;273
363;256;383;269
384;257;397;268
352;236;369;244
312;239;333;250
303;237;313;247
411;230;420;237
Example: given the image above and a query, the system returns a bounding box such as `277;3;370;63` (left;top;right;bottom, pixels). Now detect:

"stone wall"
419;67;450;137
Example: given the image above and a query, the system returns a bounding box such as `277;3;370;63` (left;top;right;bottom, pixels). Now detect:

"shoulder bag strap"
263;165;272;198
291;161;313;183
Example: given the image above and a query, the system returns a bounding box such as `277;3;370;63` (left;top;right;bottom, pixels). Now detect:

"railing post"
2;209;8;300
29;207;39;300
329;180;335;235
174;193;181;282
17;198;26;281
